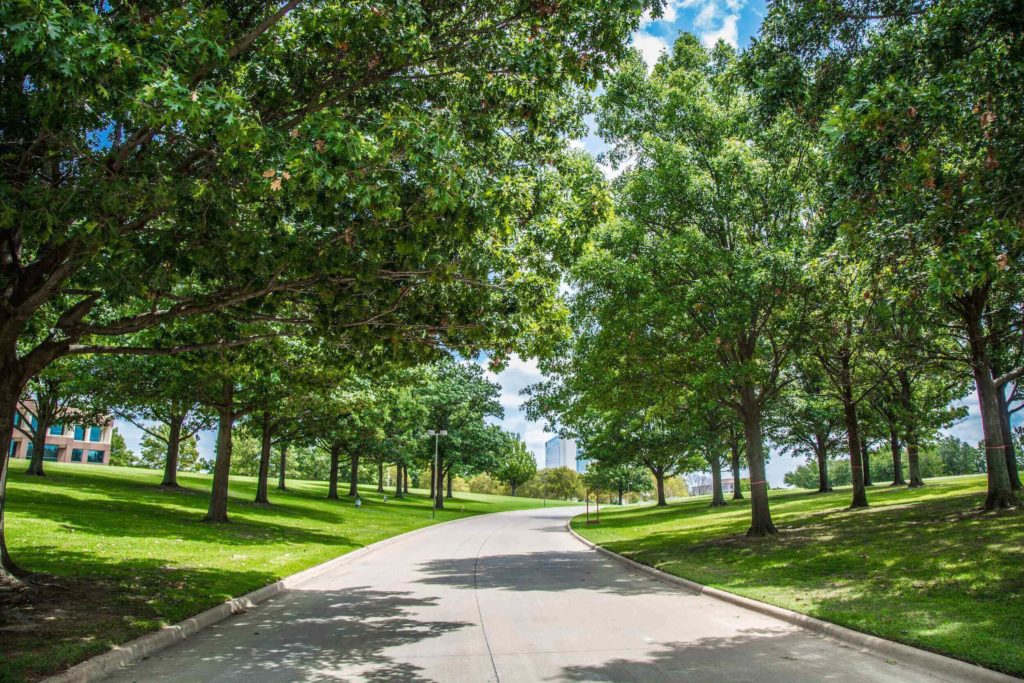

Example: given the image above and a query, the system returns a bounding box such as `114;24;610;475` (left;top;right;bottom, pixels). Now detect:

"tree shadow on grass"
105;586;474;683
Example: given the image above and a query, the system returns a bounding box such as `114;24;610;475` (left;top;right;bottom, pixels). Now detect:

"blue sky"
120;3;995;487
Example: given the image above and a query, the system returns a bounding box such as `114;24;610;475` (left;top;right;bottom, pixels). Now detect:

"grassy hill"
573;475;1024;676
1;462;567;682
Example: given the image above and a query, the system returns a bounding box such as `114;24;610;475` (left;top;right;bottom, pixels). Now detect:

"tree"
752;0;1024;510
0;0;649;578
585;36;816;533
494;437;537;497
107;428;135;468
520;467;584;501
937;436;985;476
139;426;202;473
83;354;213;488
583;461;651;505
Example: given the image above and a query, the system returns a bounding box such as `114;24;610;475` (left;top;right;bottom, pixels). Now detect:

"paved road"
108;506;963;682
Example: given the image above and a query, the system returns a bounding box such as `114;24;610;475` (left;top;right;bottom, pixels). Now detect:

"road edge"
43;513;475;683
565;520;1020;683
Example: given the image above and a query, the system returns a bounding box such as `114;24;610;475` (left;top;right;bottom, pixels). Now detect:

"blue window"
74;425;85;440
30;416;38;431
26;443;33;459
43;444;60;461
13;413;20;427
88;426;102;442
71;448;84;462
49;424;63;436
87;449;104;463
8;442;17;458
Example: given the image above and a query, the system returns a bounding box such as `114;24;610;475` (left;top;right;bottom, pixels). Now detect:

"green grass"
2;462;566;682
573;475;1024;676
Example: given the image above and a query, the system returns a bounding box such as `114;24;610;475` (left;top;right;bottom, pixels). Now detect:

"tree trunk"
710;455;727;507
277;444;287;491
739;389;776;535
25;426;47;476
510;481;517;496
0;378;27;580
377;461;385;493
395;464;403;498
617;486;624;505
840;352;869;509
996;382;1022;491
347;451;359;497
898;370;924;488
888;426;906;486
730;438;744;500
204;381;235;523
961;295;1017;509
403;467;409;494
429;463;436;500
652;468;666;506
160;415;184;488
814;437;832;492
327;445;341;499
254;412;273;505
446;470;453;499
434;465;446;510
861;438;873;487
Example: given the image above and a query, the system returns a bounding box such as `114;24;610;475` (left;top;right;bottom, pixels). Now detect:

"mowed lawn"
573;475;1024;676
2;463;565;682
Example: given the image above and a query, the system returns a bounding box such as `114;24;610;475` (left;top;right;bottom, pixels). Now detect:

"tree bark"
710;455;727;507
377;461;385;493
254;412;273;505
429;463;436;500
277;443;287;491
617;486;624;505
395;464;403;498
403;466;409;494
839;352;869;509
898;370;924;488
814;436;833;492
730;437;744;500
160;415;184;488
204;381;235;523
888;426;906;486
26;425;48;476
446;470;453;499
347;451;359;497
739;389;776;535
961;295;1017;509
651;468;666;506
996;382;1022;491
0;377;27;580
861;438;873;487
327;445;341;499
434;464;446;510
510;481;517;497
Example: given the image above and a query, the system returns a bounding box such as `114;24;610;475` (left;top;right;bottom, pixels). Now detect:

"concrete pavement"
106;506;969;682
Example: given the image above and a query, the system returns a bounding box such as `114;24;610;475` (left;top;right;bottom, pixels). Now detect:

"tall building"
8;401;113;465
544;436;579;470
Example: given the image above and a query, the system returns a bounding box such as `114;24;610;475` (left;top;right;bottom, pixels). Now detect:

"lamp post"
427;429;447;518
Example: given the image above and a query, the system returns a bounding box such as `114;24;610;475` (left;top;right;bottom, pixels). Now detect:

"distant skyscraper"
544;436;578;470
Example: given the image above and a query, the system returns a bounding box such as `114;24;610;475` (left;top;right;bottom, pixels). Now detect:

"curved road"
108;506;962;682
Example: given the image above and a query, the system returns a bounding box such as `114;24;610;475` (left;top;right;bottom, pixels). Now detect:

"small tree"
139;427;202;473
107;428;135;467
494;437;537;497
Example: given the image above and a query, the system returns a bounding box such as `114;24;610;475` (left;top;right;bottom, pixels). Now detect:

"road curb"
565;520;1020;683
44;513;474;683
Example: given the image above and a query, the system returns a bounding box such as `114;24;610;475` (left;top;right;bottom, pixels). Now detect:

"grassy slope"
3;462;566;681
573;475;1024;676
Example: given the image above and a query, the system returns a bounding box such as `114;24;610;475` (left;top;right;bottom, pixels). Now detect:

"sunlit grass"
573;475;1024;676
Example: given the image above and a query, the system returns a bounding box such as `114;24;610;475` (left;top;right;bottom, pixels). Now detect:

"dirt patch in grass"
0;574;157;682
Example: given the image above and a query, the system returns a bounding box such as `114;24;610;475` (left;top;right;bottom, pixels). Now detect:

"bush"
465;473;509;495
518;467;583;501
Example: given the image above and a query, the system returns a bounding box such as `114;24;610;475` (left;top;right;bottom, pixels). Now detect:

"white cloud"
480;354;554;466
699;13;739;47
631;31;670;71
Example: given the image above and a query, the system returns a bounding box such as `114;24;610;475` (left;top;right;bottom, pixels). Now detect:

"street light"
427;429;447;518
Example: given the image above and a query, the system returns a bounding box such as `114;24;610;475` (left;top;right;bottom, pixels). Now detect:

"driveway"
106;506;964;682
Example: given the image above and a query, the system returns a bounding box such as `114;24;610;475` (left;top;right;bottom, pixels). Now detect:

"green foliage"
519;466;583;501
107;428;134;468
934;435;986;476
227;431;263;477
583;461;652;502
137;425;204;472
493;437;538;495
